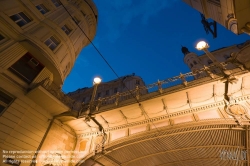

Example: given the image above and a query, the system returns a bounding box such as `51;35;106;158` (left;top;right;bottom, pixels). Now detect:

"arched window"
190;64;193;68
193;61;197;65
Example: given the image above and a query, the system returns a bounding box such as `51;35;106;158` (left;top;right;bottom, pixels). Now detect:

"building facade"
1;1;250;165
182;0;250;35
183;40;250;78
68;74;148;104
0;0;97;165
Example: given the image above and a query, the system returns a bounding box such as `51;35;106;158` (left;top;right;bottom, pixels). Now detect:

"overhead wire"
60;1;181;162
60;1;141;104
60;0;170;135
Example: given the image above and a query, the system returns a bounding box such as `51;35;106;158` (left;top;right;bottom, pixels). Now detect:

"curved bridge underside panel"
81;122;250;166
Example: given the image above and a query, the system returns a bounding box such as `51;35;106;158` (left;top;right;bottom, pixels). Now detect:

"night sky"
62;0;250;93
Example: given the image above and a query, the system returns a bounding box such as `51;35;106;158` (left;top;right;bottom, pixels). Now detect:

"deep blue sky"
63;0;249;93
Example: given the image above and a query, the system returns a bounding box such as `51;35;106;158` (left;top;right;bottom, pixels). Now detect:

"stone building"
183;40;250;78
183;0;250;35
0;0;97;165
68;74;148;104
1;0;250;165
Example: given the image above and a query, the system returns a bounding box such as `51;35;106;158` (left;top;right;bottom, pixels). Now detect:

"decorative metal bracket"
203;65;214;78
96;98;103;111
115;92;120;106
224;97;249;125
135;86;140;100
94;132;107;156
180;73;187;86
157;80;163;94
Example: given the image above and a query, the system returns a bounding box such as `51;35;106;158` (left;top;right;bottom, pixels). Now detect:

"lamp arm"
90;84;98;104
203;48;218;63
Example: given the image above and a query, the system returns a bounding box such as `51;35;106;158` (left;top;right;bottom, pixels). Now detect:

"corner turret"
182;46;204;78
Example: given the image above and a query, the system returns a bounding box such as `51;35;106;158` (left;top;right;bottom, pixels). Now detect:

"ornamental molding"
224;95;250;125
78;94;250;138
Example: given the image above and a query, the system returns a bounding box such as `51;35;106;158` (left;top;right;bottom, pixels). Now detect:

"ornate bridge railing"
33;60;245;113
90;61;244;108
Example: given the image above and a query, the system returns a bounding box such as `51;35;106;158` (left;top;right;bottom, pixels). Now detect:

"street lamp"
90;77;102;104
84;76;102;121
85;77;106;155
196;41;218;64
196;41;228;74
93;77;102;85
196;41;209;50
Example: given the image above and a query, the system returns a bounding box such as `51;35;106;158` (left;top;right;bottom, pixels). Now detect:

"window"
51;0;61;7
212;69;217;73
208;0;220;6
224;54;230;60
193;61;197;65
8;53;44;84
0;89;14;116
114;88;118;93
82;97;85;102
10;12;31;27
80;10;86;17
105;90;109;95
44;36;60;50
190;64;193;68
63;63;69;75
72;16;80;24
208;59;213;65
135;80;140;85
0;34;4;41
97;92;101;98
61;25;72;35
36;4;49;14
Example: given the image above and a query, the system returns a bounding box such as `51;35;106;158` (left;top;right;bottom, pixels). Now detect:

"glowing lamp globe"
93;77;102;84
196;41;209;50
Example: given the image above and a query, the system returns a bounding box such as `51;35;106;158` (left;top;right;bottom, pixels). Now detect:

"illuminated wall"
0;0;97;165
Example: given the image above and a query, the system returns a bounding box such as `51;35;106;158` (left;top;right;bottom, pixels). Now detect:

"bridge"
33;60;250;166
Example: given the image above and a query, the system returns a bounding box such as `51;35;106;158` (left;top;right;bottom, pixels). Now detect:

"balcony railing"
34;61;245;113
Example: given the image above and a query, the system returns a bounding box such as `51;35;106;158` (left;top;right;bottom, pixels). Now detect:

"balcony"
27;79;82;116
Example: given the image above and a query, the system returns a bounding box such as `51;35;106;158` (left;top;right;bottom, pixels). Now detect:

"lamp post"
87;77;101;114
83;77;101;119
89;77;107;155
196;41;226;70
196;41;219;63
90;77;101;104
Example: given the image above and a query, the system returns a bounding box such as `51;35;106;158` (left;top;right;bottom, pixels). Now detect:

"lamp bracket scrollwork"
96;98;103;111
203;65;214;78
224;97;249;125
115;92;120;106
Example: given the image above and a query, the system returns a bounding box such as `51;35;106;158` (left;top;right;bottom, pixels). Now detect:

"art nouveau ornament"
224;96;249;125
